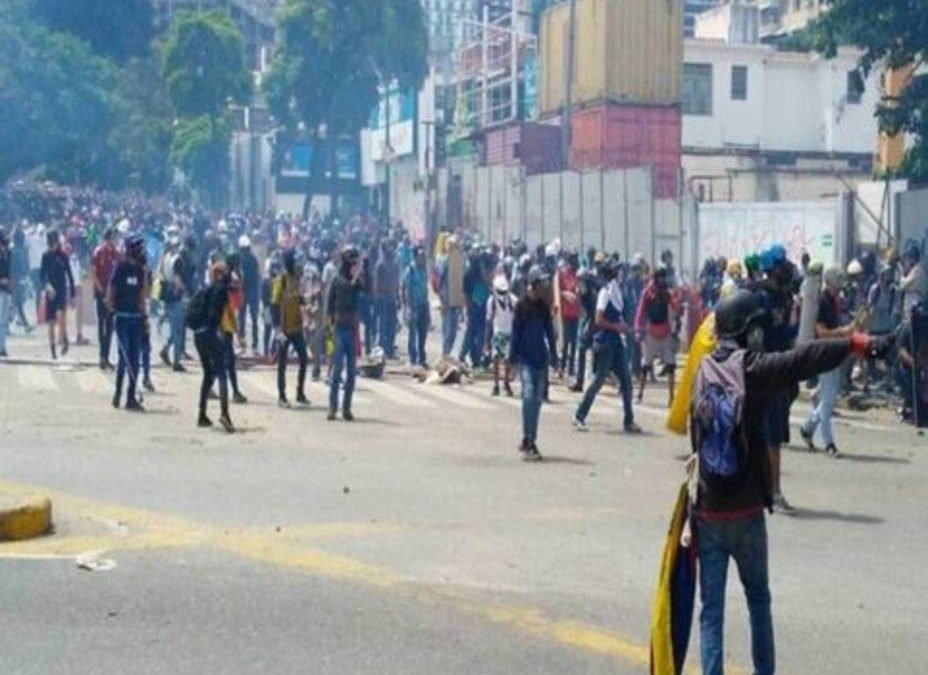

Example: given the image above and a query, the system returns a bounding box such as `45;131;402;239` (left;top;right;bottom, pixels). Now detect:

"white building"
423;0;478;70
682;4;879;202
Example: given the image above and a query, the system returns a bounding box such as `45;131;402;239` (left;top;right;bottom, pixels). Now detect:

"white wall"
683;40;880;155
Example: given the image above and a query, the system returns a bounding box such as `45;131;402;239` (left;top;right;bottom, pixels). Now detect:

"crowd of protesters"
0;182;925;452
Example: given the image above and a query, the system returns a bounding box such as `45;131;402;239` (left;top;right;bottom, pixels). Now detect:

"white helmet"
493;274;510;293
238;235;251;248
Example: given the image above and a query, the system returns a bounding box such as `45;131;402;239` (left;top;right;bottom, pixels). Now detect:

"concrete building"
423;0;479;71
682;4;878;202
684;0;722;38
759;0;825;39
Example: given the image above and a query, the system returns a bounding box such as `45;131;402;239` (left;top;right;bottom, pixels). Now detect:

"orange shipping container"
571;103;682;199
540;0;683;116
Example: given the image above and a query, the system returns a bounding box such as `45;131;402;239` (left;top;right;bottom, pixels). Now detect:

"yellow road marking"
0;479;748;673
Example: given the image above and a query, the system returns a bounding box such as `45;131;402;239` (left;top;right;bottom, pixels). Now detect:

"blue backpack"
693;351;747;488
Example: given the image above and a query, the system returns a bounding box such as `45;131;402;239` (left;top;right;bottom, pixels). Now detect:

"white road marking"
75;369;113;394
364;379;436;408
416;384;494;410
242;372;279;400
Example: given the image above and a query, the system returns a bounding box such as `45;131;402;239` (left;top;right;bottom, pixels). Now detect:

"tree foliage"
816;0;928;181
163;10;253;121
31;0;154;63
0;1;118;183
162;10;253;205
263;0;428;214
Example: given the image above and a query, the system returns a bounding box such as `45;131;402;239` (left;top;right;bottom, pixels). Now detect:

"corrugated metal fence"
435;164;690;272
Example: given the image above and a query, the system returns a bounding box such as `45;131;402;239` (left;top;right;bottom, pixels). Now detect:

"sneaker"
624;422;643;434
143;378;156;393
524;443;544;462
278;397;291;409
112;393;120;409
60;340;69;356
125;399;145;413
159;347;171;367
492;385;501;397
504;383;514;397
343;410;355;422
219;413;235;433
573;416;589;432
567;382;583;393
197;414;213;428
173;363;187;373
799;426;816;451
327;410;337;421
772;493;796;515
824;443;841;458
232;391;248;404
295;392;310;405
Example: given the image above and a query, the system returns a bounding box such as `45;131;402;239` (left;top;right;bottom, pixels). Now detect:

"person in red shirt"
557;250;582;379
634;266;679;407
91;228;120;370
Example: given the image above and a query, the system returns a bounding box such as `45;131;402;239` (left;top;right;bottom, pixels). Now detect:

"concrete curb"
0;496;53;541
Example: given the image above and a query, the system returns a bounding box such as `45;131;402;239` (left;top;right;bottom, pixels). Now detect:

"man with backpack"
691;289;893;675
188;262;235;433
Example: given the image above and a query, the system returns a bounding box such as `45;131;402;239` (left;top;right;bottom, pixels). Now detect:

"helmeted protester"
107;235;147;412
691;288;892;675
486;273;516;397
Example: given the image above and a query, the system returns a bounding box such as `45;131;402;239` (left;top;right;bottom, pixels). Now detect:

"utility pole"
561;0;578;169
422;119;436;249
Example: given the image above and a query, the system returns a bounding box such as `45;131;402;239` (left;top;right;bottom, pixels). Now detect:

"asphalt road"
1;332;926;675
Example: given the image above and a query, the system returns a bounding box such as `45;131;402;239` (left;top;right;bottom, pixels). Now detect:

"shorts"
643;334;677;368
491;332;511;359
45;291;67;320
764;392;791;446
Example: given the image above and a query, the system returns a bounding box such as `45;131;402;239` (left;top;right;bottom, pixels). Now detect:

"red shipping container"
484;122;563;175
570;103;681;198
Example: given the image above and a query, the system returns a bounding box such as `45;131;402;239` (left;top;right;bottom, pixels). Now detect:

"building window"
731;65;748;101
683;63;713;116
847;71;864;104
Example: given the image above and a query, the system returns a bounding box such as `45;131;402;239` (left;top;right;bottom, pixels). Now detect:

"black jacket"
693;338;853;515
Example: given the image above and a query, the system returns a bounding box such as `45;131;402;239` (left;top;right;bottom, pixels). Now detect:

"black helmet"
715;289;764;340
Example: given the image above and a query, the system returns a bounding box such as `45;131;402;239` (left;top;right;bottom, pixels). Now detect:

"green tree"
816;0;928;181
263;0;428;216
31;0;154;63
0;1;118;183
163;9;253;205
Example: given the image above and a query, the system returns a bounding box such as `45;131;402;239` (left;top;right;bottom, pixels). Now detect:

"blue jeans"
377;297;398;357
167;300;187;366
360;294;375;356
442;306;461;357
802;367;839;447
698;515;775;675
329;327;357;413
575;339;635;427
520;365;546;443
408;302;431;366
459;303;486;366
0;291;9;353
114;314;143;403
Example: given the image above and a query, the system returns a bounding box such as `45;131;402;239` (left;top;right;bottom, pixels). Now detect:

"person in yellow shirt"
272;249;309;408
222;255;248;404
